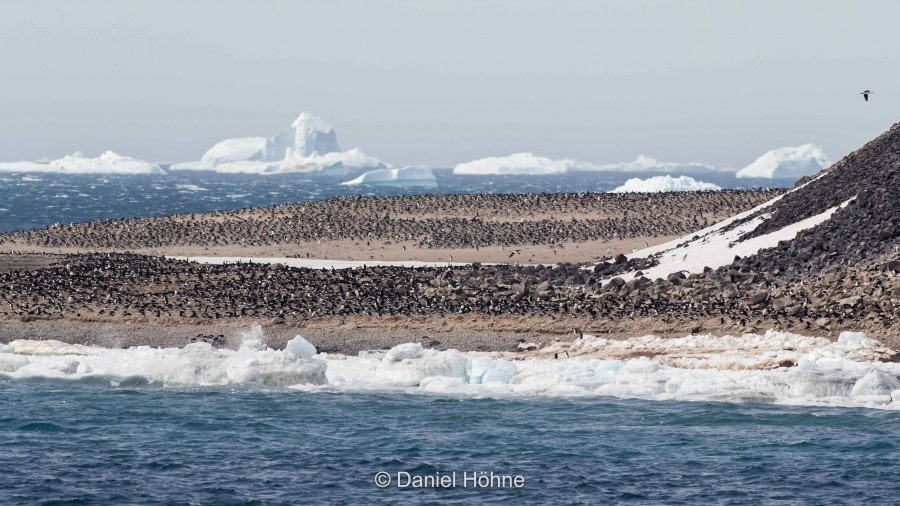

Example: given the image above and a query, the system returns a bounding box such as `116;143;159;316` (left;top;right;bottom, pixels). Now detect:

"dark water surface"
0;170;791;233
2;380;898;505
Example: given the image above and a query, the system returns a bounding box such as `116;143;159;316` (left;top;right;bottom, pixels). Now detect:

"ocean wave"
2;328;899;409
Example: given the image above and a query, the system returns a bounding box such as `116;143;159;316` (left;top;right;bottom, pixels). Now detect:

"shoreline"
2;314;895;355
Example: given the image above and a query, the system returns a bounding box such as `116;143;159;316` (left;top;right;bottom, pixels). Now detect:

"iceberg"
453;152;587;175
736;144;830;179
453;153;720;176
594;155;719;174
254;111;339;161
0;151;165;175
610;175;722;193
340;166;437;187
170;111;388;175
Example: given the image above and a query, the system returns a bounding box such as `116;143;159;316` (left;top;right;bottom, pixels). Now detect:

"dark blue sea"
2;380;899;505
0;169;792;233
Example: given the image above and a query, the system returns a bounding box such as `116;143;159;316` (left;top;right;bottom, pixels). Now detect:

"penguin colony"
0;190;781;251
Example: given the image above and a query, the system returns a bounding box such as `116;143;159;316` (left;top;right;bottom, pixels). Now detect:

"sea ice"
4;329;900;410
286;335;317;359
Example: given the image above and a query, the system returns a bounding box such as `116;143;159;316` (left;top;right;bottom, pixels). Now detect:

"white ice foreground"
2;328;900;410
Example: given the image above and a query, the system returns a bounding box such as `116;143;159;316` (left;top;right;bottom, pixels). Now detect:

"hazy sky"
1;0;897;167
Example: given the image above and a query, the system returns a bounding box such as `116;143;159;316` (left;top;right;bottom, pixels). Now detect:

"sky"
0;0;898;168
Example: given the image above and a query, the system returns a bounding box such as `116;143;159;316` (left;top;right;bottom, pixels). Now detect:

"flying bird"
861;90;873;102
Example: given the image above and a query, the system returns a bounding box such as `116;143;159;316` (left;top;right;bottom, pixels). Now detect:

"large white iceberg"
340;166;437;187
171;111;388;175
453;152;720;176
610;175;721;193
736;144;830;179
453;152;589;175
0;151;165;175
593;155;719;174
255;111;339;161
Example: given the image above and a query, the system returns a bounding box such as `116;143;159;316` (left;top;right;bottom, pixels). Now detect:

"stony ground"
0;190;781;264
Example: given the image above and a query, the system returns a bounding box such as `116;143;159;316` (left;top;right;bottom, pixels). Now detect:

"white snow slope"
340;166;437;187
0;151;165;175
610;175;721;193
596;168;853;282
170;112;387;175
736;144;831;179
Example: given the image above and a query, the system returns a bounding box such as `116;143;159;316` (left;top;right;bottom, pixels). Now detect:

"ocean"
2;332;900;504
0;169;792;233
4;380;899;505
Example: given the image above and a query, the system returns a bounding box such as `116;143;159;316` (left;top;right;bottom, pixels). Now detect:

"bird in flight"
861;90;873;101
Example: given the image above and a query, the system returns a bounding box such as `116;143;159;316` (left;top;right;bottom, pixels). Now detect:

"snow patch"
603;196;854;281
610;175;721;193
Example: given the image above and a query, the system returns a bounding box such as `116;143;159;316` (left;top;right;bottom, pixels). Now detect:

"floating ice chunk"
837;331;879;348
225;352;327;387
469;357;517;384
850;370;900;403
286;335;317;359
384;343;425;362
375;344;468;386
0;333;327;387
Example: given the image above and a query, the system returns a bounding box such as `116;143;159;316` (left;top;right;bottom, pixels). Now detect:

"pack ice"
5;329;900;409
